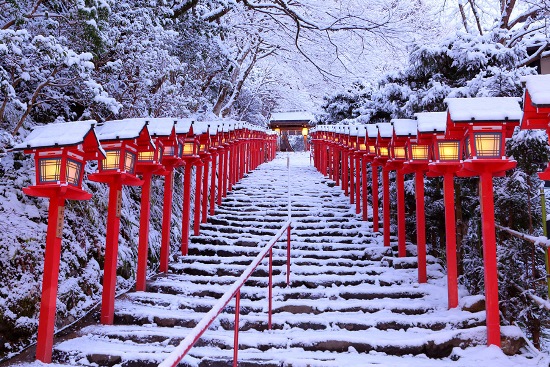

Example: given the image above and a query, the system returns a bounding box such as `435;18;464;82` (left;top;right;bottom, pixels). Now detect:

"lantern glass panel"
164;145;175;156
359;143;367;151
369;145;376;154
39;158;61;183
437;141;460;161
474;133;502;158
65;159;82;186
411;144;430;160
183;141;195;156
102;150;121;171
378;146;389;157
124;151;136;173
138;151;155;162
393;147;406;159
301;127;309;136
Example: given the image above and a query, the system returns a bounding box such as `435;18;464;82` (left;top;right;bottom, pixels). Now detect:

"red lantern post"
446;97;521;347
405;112;447;283
14;121;104;363
135;118;174;291
193;123;210;236
355;126;368;217
375;123;393;248
366;125;379;228
89;120;153;325
154;119;184;273
178;122;200;256
388;119;418;257
208;123;221;217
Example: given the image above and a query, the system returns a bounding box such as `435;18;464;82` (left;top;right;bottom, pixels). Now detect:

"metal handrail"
158;220;292;367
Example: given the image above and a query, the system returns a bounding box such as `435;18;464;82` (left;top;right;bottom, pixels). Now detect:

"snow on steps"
24;153;538;367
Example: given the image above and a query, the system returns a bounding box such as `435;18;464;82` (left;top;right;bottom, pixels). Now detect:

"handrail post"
268;248;273;330
286;224;291;286
233;289;241;367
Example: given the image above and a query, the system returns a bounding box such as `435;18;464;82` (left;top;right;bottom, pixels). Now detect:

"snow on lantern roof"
349;125;361;137
444;97;523;122
13;120;99;150
207;122;220;136
95;118;149;141
270;111;314;122
376;122;393;138
415;112;447;133
522;75;550;107
192;121;209;135
146;118;177;137
356;125;367;137
366;124;378;138
174;118;193;135
391;119;417;136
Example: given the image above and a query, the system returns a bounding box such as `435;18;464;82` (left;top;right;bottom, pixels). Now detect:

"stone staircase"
12;153;535;367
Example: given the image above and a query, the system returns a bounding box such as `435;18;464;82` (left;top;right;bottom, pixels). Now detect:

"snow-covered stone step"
52;324;526;366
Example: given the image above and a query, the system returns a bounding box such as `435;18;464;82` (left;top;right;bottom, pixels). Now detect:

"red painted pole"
181;163;193;256
233;289;241;367
351;153;355;200
160;170;173;273
268;248;273;330
396;169;406;257
218;148;226;205
443;172;458;309
223;147;229;196
209;152;218;216
361;157;368;221
372;163;380;232
355;155;361;214
343;150;349;194
415;170;427;283
35;195;64;363
480;171;501;346
287;225;291;286
334;147;340;186
193;161;203;236
101;177;123;325
136;171;153;291
382;167;390;247
201;157;210;223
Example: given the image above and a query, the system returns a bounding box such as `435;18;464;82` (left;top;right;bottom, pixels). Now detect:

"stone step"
52;325;525;366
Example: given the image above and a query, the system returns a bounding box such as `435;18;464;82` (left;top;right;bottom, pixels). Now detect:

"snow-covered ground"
8;152;550;367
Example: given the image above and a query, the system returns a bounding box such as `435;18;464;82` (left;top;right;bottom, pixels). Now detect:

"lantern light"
436;140;461;161
301;127;308;136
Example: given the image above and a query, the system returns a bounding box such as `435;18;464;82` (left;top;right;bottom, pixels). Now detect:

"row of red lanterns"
310;74;550;349
13;118;277;363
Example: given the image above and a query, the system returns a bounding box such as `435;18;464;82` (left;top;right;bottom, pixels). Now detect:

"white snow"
392;119;417;136
270;111;314;122
366;124;378;138
445;97;523;122
12;120;98;150
95;118;149;141
146;118;178;137
415;112;447;133
376;122;393;138
523;75;550;106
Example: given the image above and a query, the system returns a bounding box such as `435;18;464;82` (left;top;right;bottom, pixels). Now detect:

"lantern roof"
391;119;417;137
13;120;101;150
207;122;220;136
192;121;210;135
366;124;378;139
146;118;177;137
376;122;393;138
445;97;523;122
96;119;149;141
415;112;447;133
349;125;361;137
522;74;550;107
174;118;194;135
